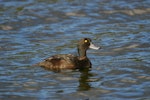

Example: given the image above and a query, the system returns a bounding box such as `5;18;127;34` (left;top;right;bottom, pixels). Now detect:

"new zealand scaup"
37;38;100;71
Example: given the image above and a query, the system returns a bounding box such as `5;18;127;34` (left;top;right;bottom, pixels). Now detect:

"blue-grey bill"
89;42;100;50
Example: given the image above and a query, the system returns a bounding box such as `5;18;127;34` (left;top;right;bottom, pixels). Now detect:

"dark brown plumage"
37;38;100;71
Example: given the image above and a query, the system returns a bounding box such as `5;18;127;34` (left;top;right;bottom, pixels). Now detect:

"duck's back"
38;54;78;70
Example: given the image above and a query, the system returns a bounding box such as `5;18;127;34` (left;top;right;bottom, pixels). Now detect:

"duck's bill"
89;42;100;50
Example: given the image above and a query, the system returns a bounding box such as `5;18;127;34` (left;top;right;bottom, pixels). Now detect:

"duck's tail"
32;63;40;67
33;61;49;67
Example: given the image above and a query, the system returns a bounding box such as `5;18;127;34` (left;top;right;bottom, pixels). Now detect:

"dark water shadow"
38;66;94;91
77;68;93;91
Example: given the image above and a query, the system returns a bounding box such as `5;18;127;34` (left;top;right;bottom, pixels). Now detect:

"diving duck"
37;38;100;70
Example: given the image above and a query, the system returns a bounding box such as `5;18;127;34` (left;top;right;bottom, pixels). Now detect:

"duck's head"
78;38;100;57
78;38;100;50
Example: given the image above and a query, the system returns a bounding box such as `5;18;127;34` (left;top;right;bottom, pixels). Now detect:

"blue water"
0;0;150;100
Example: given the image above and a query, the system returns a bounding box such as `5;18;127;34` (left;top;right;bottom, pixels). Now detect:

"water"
0;0;150;100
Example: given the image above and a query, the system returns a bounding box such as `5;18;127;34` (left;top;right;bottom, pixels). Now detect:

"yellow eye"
84;39;88;43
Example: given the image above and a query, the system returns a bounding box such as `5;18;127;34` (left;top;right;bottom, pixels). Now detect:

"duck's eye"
84;39;88;43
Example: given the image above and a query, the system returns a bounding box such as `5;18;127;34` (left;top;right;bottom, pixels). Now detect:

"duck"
37;38;100;71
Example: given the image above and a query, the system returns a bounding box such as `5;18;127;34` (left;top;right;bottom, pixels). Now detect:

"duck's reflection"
43;67;95;91
78;68;92;91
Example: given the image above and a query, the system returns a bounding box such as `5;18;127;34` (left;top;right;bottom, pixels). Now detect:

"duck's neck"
78;47;87;59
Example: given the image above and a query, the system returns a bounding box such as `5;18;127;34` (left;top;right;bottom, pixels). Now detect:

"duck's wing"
38;54;78;70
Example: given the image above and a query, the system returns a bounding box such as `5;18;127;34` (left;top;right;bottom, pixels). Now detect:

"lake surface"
0;0;150;100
